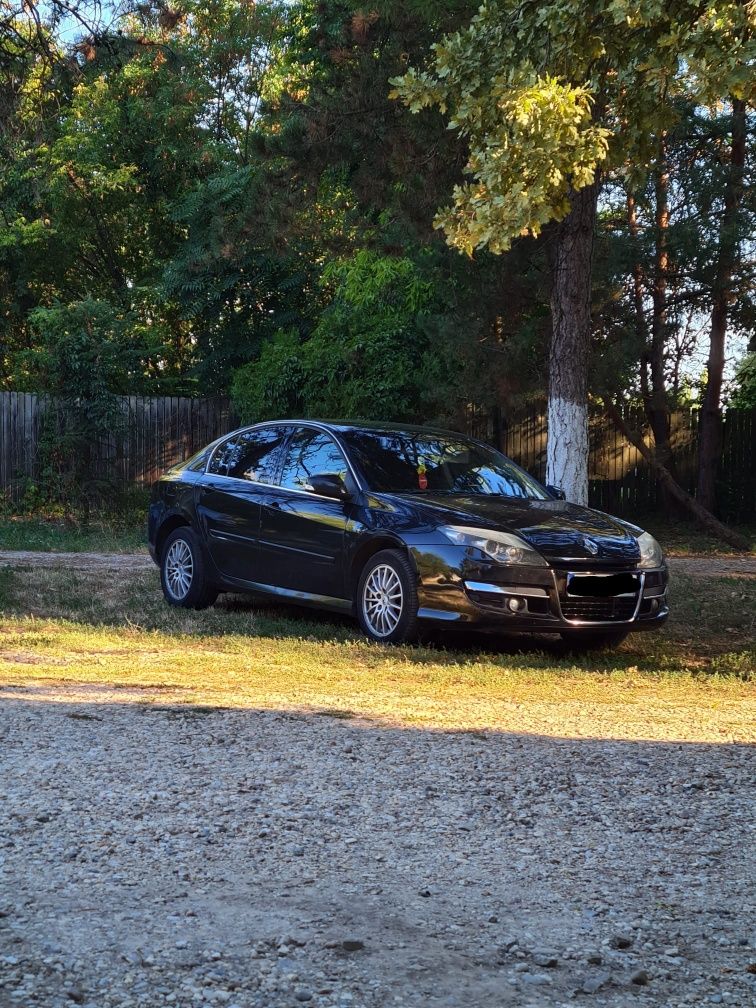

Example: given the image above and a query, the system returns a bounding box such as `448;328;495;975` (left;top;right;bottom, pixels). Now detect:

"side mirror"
546;484;566;501
309;473;351;500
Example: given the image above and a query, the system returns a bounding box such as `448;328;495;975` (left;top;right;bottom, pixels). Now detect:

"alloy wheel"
164;538;193;600
362;563;404;637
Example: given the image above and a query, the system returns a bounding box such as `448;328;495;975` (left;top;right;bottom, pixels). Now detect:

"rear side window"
278;428;348;492
184;447;212;472
207;427;286;483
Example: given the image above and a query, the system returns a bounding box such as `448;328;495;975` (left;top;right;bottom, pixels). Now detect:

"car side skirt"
218;576;353;615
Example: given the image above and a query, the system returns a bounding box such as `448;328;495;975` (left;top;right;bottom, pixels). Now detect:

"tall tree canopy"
392;0;755;504
0;0;754;534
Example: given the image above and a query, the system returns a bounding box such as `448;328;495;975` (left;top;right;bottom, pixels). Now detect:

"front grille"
560;597;637;622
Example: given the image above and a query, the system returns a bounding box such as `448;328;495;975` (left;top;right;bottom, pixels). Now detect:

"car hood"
389;492;642;564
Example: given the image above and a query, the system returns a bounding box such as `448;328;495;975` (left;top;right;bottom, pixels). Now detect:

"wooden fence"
468;403;755;523
0;393;235;500
0;392;754;522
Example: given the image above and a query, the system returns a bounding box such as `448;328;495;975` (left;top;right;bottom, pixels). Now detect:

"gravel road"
1;683;755;1008
1;550;754;1007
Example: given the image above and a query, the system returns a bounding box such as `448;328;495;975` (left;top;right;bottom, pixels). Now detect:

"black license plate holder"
567;573;640;597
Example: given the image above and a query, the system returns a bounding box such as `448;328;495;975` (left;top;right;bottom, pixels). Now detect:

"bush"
232;251;460;424
13;300;141;512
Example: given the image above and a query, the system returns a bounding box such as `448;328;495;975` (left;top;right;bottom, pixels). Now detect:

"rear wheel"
160;526;218;610
560;629;629;652
357;549;419;644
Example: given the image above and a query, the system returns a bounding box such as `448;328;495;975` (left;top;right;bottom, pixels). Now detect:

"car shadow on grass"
1;564;752;676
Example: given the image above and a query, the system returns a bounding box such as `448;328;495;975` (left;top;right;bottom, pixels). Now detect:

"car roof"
251;419;471;439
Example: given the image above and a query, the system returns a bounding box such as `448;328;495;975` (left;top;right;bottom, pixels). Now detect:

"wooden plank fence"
0;393;236;501
0;392;754;522
468;403;754;523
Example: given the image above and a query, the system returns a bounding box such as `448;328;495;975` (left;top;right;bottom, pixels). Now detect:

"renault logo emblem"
584;537;599;555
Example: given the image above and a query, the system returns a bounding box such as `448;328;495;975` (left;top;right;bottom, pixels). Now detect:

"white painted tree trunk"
546;396;588;504
545;182;598;506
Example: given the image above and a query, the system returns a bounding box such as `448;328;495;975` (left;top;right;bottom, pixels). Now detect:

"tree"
697;98;750;510
12;300;146;509
231;0;550;426
731;351;756;408
594;99;756;513
392;0;755;505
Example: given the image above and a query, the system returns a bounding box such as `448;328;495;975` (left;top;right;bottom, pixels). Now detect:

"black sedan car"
148;420;668;648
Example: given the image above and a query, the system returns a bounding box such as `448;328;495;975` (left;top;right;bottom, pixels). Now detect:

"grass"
0;564;753;739
0;516;146;553
642;519;756;556
0;492;148;553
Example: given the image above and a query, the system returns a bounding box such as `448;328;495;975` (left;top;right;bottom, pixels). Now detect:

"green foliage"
391;1;756;256
301;252;440;419
233;252;450;422
593;100;756;404
731;354;756;408
232;329;307;422
1;0;753;486
15;300;144;509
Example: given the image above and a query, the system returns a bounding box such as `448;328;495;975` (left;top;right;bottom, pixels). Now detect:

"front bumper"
410;544;668;634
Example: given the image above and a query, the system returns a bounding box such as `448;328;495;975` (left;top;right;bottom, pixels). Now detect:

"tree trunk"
546;181;598;504
648;138;677;475
697;98;746;512
603;398;750;550
626;193;651;404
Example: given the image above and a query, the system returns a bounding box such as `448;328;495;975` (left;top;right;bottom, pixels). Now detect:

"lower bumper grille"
560;597;637;622
467;590;551;615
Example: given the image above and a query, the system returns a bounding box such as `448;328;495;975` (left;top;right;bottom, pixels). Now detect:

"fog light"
508;597;525;612
650;599;659;613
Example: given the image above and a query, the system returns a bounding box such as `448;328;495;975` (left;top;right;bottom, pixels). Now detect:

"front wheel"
357;549;419;644
560;629;629;652
160;526;218;610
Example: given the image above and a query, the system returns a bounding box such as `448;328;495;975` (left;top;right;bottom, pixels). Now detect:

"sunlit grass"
0;565;753;741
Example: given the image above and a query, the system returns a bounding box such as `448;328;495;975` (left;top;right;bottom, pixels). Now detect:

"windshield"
342;430;549;499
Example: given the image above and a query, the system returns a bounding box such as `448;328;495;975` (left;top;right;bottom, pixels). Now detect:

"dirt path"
1;548;755;578
0;549;154;571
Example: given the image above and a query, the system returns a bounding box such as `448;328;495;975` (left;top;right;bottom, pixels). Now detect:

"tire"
356;549;419;644
160;526;218;610
560;629;629;652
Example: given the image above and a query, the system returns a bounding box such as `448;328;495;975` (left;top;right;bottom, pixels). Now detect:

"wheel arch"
349;535;417;597
155;512;193;561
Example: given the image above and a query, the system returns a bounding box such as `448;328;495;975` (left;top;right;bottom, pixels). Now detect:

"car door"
196;426;287;583
258;426;353;599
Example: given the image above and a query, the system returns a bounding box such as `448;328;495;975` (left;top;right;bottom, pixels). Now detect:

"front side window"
207;427;286;483
278;428;348;493
341;430;549;499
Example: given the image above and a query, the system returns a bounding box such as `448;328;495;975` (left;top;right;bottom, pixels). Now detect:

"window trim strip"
205;421;364;494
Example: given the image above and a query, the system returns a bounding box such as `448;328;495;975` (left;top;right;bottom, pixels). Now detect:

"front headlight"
636;531;664;568
440;525;549;567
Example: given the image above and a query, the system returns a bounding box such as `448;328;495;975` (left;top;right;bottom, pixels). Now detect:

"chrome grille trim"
464;581;548;597
556;571;646;626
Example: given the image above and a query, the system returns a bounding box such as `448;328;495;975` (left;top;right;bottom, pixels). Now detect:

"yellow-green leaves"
392;0;755;257
394;65;609;255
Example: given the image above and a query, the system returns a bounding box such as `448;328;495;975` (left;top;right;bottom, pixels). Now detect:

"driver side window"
278;428;347;493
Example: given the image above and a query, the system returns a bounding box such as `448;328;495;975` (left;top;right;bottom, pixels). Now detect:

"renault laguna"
148;420;668;649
